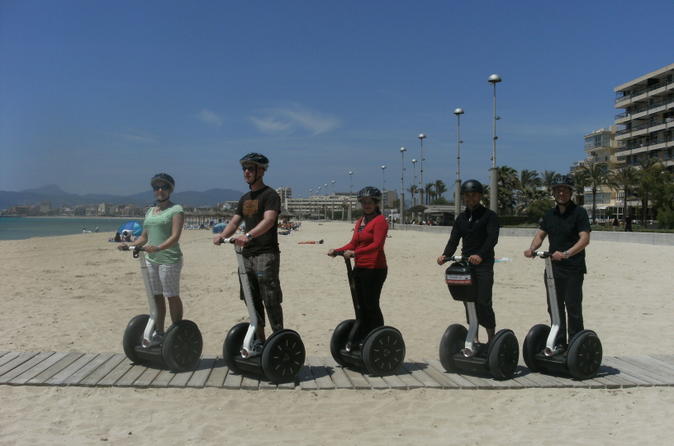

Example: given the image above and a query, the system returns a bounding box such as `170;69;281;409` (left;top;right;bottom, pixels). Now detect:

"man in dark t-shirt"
214;153;283;344
524;175;591;348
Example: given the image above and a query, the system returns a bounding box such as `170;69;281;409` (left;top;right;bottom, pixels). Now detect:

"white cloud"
198;109;224;127
118;131;157;144
250;105;340;136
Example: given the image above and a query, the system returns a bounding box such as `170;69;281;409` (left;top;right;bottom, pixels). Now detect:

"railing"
615;77;674;104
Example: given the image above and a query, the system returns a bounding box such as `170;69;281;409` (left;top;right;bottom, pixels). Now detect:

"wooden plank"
391;367;425;389
519;371;570;388
134;367;162;387
320;357;353;389
186;358;217;388
605;357;669;385
46;353;98;386
618;356;674;384
402;361;445;388
149;369;175;388
9;352;68;385
168;368;196;388
114;364;150;387
258;379;278;390
61;353;117;385
222;370;243;389
297;365;317;390
240;375;260;390
647;355;674;375
652;354;674;369
78;354;126;386
28;352;84;385
424;360;471;388
340;367;371;389
0;352;39;377
307;356;335;390
364;374;389;390
276;379;295;390
96;358;134;386
381;373;408;389
512;373;542;388
204;358;228;388
0;352;54;384
600;358;653;386
0;352;21;368
0;351;9;360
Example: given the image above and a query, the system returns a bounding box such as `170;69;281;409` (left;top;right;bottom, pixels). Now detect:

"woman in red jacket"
328;186;389;352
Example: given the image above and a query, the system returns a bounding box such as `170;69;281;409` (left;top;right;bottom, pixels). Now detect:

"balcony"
614;77;674;105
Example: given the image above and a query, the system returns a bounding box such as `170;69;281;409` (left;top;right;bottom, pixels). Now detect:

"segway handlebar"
119;245;145;258
534;251;551;258
220;237;236;244
445;255;467;263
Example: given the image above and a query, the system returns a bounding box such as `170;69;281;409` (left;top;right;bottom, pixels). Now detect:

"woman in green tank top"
118;173;185;347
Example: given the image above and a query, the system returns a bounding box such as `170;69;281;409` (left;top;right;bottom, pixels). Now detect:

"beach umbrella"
212;222;226;234
117;221;143;237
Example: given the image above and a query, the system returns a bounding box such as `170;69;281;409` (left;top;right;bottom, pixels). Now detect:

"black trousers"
463;264;496;329
348;267;387;346
545;267;584;345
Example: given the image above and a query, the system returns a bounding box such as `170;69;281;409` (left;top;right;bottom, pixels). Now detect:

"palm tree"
408;185;418;207
497;166;519;214
424;183;435;205
576;160;609;224
608;165;638;223
634;158;665;225
542;170;561;192
434;179;447;200
518;169;542;214
571;169;588;207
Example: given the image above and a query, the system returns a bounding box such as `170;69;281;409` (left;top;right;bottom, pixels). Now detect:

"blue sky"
1;0;673;197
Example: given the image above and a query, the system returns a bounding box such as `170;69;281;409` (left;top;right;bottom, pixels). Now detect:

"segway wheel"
223;322;249;374
567;330;602;380
362;326;405;376
162;320;203;372
261;330;306;383
330;319;355;367
523;324;550;372
487;329;519;380
439;324;467;372
122;314;150;363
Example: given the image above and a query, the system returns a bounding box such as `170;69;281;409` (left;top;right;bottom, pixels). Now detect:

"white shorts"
145;258;183;298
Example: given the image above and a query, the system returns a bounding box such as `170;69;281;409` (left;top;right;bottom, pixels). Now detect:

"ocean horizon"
0;216;142;241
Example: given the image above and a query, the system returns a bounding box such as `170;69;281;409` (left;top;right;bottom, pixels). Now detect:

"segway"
220;238;306;383
522;251;602;380
330;251;405;375
439;256;519;379
121;246;203;372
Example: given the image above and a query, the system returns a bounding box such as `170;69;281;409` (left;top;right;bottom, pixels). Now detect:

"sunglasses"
242;165;257;172
152;184;171;191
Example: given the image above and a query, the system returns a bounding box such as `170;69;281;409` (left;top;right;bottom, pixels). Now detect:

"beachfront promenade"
1;351;673;391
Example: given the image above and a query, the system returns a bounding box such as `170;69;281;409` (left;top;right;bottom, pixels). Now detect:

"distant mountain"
0;186;244;210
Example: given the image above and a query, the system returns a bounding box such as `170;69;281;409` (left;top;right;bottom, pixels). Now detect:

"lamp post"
488;74;502;213
411;158;418;207
330;179;336;219
453;107;464;218
400;146;406;225
418;133;426;205
348;170;353;221
381;165;387;210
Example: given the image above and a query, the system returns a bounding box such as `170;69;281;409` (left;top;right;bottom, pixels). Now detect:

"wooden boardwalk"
0;351;672;391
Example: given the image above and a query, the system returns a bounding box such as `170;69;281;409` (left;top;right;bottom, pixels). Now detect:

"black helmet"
551;175;574;191
357;186;382;202
240;152;269;169
461;179;483;194
150;173;175;191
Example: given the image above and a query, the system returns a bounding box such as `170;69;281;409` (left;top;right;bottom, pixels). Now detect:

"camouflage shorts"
239;252;284;332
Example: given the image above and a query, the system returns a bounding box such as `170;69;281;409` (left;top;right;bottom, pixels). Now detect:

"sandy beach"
1;221;673;445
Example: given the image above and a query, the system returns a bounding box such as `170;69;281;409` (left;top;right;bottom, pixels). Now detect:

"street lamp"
400;146;406;225
381;165;387;210
453;107;464;217
330;179;336;219
418;133;426;205
411;158;418;207
348;170;354;221
488;73;502;213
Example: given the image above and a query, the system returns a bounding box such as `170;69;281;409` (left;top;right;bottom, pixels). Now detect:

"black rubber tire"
261;330;306;383
362;326;406;376
330;319;355;367
439;324;467;372
122;314;150;363
222;322;250;374
523;324;550;372
162;320;203;372
487;329;519;380
567;330;603;380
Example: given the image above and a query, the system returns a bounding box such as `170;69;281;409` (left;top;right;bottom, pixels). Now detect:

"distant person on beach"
437;180;499;344
328;186;389;352
213;153;283;346
624;214;633;232
524;175;591;350
118;173;185;347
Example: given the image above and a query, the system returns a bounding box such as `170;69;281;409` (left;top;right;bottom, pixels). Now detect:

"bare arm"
551;231;590;261
248;210;278;238
524;229;547;257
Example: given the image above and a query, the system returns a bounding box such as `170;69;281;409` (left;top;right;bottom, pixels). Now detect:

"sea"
0;217;142;241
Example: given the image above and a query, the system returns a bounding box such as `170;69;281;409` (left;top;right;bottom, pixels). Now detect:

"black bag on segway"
445;262;477;302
